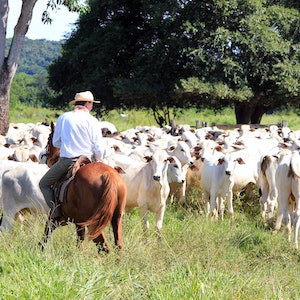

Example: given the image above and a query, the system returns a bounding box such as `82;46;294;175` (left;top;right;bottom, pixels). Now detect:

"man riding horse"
39;91;105;226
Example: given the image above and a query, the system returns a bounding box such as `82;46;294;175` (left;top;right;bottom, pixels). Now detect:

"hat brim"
69;99;101;105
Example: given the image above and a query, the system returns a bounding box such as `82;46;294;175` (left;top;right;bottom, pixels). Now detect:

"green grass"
0;205;299;299
9;104;300;131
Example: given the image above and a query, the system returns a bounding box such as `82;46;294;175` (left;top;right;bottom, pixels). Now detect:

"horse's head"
44;121;60;167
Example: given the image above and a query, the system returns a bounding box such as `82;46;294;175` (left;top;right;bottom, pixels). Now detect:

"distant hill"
6;38;62;75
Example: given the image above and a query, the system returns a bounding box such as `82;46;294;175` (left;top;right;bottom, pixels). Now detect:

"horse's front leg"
39;216;60;251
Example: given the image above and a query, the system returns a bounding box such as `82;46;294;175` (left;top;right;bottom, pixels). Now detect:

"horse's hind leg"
76;224;86;250
111;210;124;250
92;232;110;254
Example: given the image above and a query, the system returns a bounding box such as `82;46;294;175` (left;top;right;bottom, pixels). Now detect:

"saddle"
53;156;92;204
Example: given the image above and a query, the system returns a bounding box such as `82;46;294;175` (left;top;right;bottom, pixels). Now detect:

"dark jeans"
39;157;77;219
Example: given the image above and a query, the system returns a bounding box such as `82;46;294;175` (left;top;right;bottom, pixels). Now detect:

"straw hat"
69;91;100;105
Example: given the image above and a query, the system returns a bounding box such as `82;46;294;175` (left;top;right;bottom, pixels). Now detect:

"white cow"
166;156;186;186
186;139;223;202
273;150;300;249
0;164;49;231
201;152;245;220
0;145;15;160
181;130;200;148
258;154;279;227
167;140;195;206
229;147;261;193
30;123;52;149
121;148;175;241
0;160;33;202
99;121;118;134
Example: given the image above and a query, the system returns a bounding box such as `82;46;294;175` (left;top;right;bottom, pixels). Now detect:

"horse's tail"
81;171;119;240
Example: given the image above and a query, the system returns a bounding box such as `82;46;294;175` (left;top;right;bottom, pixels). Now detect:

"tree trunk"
0;0;38;135
234;101;255;124
0;70;11;135
234;97;263;124
250;104;268;124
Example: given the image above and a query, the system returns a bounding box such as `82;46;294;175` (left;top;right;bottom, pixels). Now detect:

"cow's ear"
29;154;39;163
279;142;288;148
215;145;223;152
113;145;121;152
167;157;175;163
114;166;126;174
236;157;245;164
218;158;225;165
144;156;152;162
189;164;199;171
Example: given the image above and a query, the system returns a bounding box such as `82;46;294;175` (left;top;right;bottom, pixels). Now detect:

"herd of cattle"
1;120;300;248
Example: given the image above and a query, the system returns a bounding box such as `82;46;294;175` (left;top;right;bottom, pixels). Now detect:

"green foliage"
45;0;300;125
10;73;51;109
48;0;188;112
6;38;62;110
186;1;300;106
6;38;62;75
41;0;88;25
9;104;64;125
6;1;300;126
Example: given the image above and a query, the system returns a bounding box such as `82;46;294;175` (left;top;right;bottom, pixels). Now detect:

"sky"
7;0;79;41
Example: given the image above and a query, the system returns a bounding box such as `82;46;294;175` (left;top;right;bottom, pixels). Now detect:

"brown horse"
40;122;127;253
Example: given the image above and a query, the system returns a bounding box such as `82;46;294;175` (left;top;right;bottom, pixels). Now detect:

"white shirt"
53;106;105;161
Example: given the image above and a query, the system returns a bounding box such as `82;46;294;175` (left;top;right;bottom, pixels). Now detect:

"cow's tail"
80;171;118;240
260;155;271;176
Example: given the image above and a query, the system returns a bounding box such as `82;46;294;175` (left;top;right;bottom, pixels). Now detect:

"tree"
180;0;300;124
0;0;84;135
48;0;300;125
48;0;190;124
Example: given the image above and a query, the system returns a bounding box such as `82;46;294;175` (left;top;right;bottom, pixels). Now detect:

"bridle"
40;134;52;165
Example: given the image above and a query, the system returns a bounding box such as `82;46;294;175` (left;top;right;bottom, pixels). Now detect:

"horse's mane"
46;122;60;167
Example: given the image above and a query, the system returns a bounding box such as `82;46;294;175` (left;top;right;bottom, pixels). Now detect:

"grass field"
0;201;299;299
2;104;300;299
9;104;300;132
